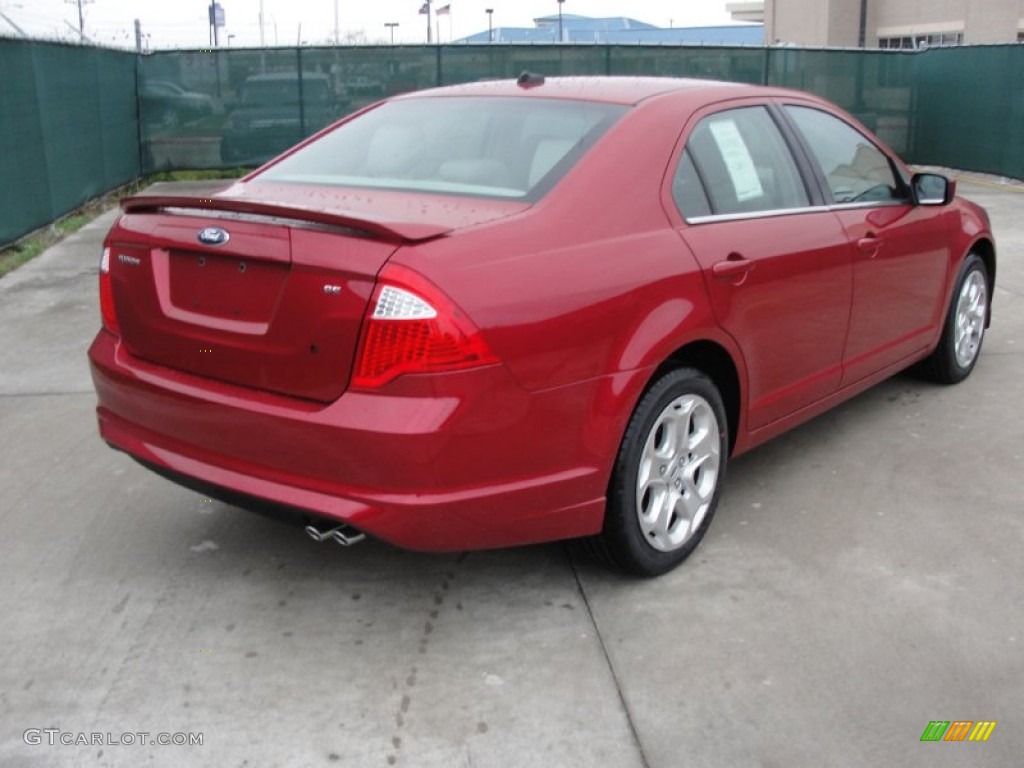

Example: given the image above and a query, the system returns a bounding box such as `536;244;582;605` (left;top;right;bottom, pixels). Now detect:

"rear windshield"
255;96;627;200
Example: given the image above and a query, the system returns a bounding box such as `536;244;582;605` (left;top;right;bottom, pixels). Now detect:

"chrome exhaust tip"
305;522;366;546
305;524;342;543
332;528;366;547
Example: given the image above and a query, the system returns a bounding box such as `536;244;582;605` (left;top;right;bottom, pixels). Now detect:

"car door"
782;105;952;385
671;104;854;430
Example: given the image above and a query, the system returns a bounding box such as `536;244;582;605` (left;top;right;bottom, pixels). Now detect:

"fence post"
134;47;145;174
297;47;306;139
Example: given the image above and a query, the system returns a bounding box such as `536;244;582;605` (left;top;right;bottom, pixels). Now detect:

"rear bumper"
88;330;626;551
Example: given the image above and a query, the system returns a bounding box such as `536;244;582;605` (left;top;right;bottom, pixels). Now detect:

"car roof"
398;76;776;106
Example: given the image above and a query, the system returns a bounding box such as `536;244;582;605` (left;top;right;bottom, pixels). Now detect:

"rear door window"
678;106;809;218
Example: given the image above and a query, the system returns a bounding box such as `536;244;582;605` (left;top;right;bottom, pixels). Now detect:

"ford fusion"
88;76;995;576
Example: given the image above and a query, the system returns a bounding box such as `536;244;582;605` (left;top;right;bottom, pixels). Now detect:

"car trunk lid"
106;201;397;402
108;190;527;403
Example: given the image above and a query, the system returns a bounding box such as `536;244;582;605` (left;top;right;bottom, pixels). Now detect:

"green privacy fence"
1;38;1022;248
0;39;139;247
135;44;921;172
915;45;1024;180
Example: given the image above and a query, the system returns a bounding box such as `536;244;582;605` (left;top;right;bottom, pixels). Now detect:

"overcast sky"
0;1;737;49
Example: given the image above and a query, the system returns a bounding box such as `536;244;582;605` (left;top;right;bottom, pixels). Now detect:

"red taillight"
98;247;120;335
351;265;497;389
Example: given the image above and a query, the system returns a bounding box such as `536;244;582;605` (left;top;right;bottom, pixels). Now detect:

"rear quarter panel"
388;94;742;470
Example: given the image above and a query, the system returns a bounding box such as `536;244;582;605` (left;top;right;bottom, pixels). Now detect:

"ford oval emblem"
197;227;230;246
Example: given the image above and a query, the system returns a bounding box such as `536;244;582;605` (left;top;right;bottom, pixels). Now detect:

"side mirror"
912;173;956;206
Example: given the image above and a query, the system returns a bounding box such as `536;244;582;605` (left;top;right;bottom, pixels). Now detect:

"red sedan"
89;76;995;576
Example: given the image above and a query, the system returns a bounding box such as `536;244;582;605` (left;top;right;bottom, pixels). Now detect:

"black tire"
919;253;989;384
583;367;729;577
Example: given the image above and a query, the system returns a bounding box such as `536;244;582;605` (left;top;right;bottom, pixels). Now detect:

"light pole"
385;21;399;44
486;8;493;42
857;0;868;47
64;0;93;40
557;0;565;43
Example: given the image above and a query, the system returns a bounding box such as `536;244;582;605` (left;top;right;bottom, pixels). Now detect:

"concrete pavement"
0;179;1021;767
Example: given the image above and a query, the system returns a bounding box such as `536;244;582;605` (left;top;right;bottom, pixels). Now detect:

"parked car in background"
139;79;218;130
90;76;995;576
221;72;340;164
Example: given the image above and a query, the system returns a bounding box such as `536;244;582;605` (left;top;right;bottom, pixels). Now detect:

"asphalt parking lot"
1;177;1021;768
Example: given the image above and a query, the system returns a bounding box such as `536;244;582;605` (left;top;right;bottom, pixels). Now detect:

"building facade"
728;0;1024;47
456;14;763;45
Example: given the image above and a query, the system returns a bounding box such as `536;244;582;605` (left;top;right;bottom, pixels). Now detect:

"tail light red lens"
98;248;120;335
351;265;497;389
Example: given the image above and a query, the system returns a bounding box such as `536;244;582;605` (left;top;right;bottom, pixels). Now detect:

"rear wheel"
585;368;728;577
920;253;989;384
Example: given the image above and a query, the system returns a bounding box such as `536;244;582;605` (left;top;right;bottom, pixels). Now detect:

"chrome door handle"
712;255;753;280
857;234;882;256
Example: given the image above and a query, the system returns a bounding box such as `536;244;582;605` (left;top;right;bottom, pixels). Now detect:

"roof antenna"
517;71;546;88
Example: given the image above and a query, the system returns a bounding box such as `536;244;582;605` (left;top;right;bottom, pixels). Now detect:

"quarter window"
672;150;712;219
786;106;905;205
679;106;809;218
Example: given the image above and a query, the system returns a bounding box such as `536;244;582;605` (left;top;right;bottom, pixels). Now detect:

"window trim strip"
685;200;909;225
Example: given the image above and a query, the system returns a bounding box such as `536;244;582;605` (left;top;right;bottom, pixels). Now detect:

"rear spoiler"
121;194;453;243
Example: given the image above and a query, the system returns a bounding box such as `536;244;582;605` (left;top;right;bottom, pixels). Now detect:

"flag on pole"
418;3;429;14
436;4;451;14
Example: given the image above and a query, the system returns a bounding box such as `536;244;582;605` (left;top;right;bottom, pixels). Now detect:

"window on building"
878;32;962;49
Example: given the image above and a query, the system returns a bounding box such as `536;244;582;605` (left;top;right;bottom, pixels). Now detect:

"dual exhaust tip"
305;523;366;547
